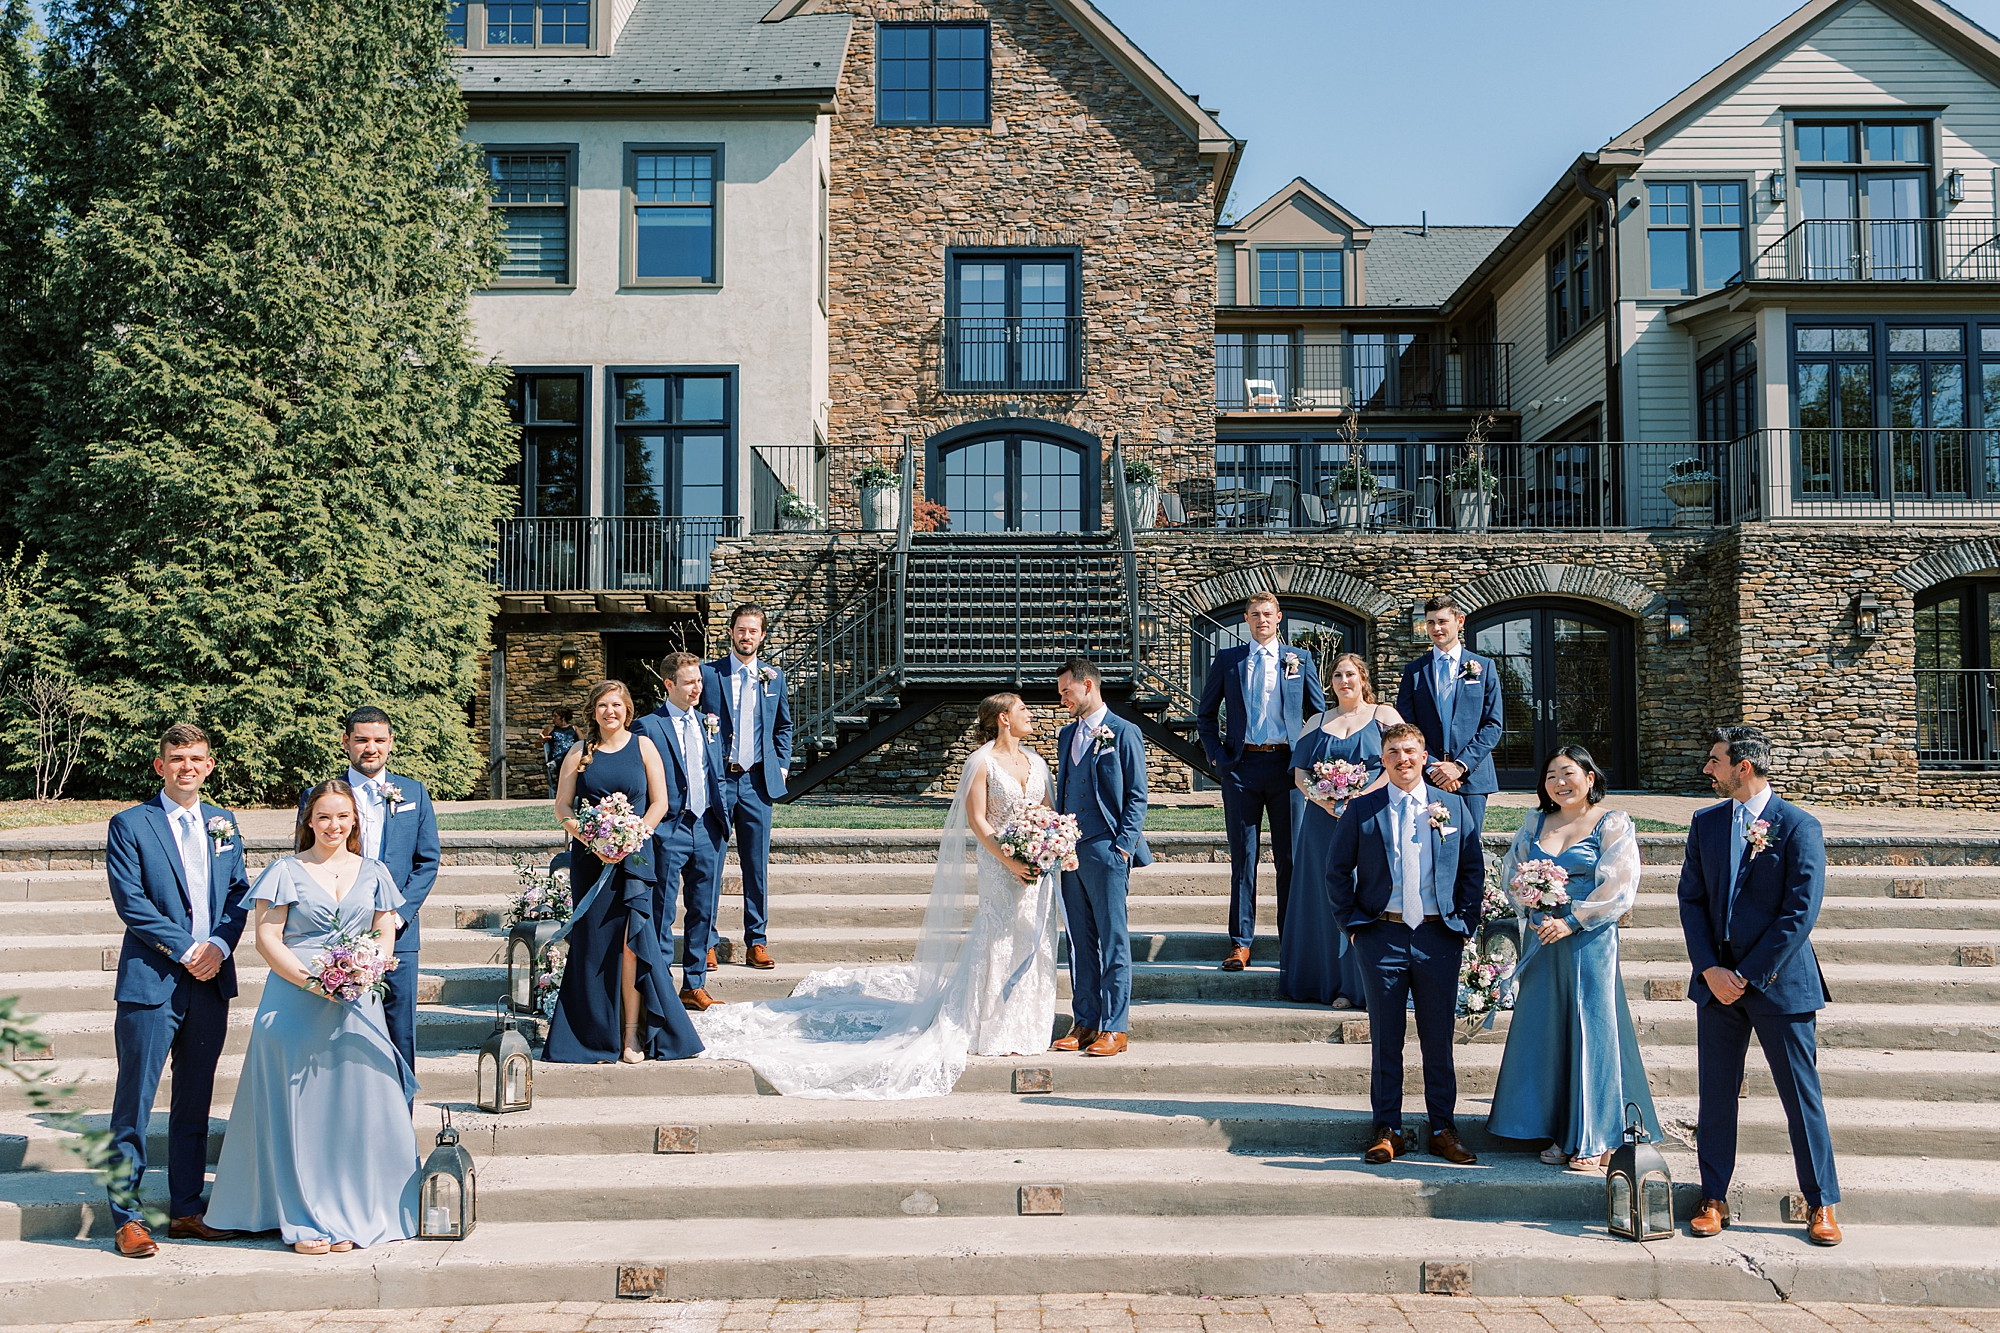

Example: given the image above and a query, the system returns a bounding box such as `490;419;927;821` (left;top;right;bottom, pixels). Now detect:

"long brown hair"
296;780;363;855
976;693;1023;744
1330;652;1376;705
576;679;637;772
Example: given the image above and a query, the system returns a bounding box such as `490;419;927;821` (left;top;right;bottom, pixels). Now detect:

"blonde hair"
576;679;637;772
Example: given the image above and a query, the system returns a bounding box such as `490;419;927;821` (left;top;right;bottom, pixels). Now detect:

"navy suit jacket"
1395;650;1504;795
1323;784;1483;936
707;656;794;799
297;773;440;955
1677;793;1831;1015
1196;643;1326;771
637;704;731;835
1056;711;1153;867
106;799;253;1005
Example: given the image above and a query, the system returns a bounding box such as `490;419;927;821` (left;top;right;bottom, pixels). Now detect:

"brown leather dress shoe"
1050;1026;1096;1052
679;986;723;1011
1220;946;1251;972
1430;1128;1478;1165
168;1214;244;1241
705;947;717;971
1363;1130;1401;1165
1084;1030;1128;1057
1689;1197;1731;1237
1807;1204;1842;1246
114;1221;158;1258
747;943;774;969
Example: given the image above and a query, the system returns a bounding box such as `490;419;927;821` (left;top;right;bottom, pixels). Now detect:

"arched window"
926;423;1098;533
1915;578;2000;768
1191;601;1369;701
1466;600;1636;790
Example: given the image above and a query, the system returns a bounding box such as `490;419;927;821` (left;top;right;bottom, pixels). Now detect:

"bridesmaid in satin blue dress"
1281;653;1400;1008
1489;746;1660;1169
206;781;420;1253
545;679;703;1065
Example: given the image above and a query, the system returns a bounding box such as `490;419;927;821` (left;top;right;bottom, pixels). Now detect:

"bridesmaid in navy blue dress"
546;680;703;1065
1281;652;1400;1007
1489;746;1659;1169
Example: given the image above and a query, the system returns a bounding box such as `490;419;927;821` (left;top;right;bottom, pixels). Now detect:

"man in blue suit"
638;651;732;1010
104;723;253;1257
707;603;792;971
1396;594;1502;838
302;706;440;1079
1325;721;1483;1167
1678;725;1842;1246
1196;592;1325;970
1050;656;1152;1057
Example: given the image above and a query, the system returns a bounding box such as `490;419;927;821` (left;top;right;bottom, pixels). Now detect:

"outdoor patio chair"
1245;378;1283;411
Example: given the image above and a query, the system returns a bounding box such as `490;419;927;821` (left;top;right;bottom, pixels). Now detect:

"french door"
1468;603;1635;790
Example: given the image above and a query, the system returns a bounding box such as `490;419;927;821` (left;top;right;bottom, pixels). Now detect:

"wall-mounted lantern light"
556;643;581;679
1411;599;1429;640
1854;591;1881;640
1666;600;1692;643
1769;170;1787;203
1947;169;1966;203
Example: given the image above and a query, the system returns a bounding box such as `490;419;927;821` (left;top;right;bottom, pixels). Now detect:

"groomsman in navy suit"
1678;725;1842;1246
1325;722;1483;1167
1196;592;1325;969
638;651;732;1010
303;706;440;1078
1051;657;1152;1057
708;603;792;970
1396;594;1502;837
104;723;253;1257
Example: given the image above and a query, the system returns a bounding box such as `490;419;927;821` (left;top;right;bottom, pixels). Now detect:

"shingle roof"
1362;226;1511;308
456;0;852;98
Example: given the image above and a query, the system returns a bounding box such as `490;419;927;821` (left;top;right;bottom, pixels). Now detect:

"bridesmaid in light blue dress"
207;780;420;1253
1281;653;1399;1008
1488;746;1660;1169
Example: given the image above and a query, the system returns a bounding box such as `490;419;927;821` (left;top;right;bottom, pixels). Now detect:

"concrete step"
2;1216;1997;1322
13;1003;525;1060
1622;894;2000;929
0;928;509;971
0;966;511;1017
1613;926;2000;967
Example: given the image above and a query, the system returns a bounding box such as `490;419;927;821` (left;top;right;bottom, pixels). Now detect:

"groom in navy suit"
1197;592;1324;969
104;723;253;1257
1678;725;1842;1246
1325;722;1483;1166
639;651;732;1010
1396;594;1502;837
1051;656;1151;1057
707;603;792;971
302;706;440;1078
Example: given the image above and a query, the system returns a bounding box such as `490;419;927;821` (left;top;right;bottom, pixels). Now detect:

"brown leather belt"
727;762;759;775
1241;743;1288;752
1377;911;1440;926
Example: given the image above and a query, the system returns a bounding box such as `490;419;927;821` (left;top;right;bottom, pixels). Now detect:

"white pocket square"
215;842;235;853
394;802;417;814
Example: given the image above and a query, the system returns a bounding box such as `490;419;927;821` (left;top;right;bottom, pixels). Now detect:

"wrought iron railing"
899;536;1131;683
1215;342;1512;412
751;444;930;534
1917;669;2000;769
491;516;742;591
1746;428;2000;518
1749;217;2000;282
939;316;1086;393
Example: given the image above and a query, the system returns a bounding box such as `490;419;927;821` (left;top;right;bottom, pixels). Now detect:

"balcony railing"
1742;428;2000;519
1215;342;1511;413
492;516;742;592
939;316;1085;393
1749;217;2000;282
1917;669;2000;769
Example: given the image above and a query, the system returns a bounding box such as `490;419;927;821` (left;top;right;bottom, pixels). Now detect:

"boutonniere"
1744;818;1772;860
1282;652;1301;680
1090;723;1117;754
1458;658;1482;681
1425;801;1456;836
378;781;404;808
756;664;777;687
703;713;721;740
205;816;237;846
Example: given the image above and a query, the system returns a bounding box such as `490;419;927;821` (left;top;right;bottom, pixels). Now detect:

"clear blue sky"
1096;0;2000;226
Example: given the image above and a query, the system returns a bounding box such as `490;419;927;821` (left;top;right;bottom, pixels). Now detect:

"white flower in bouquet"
995;805;1083;874
1510;858;1572;915
577;793;649;864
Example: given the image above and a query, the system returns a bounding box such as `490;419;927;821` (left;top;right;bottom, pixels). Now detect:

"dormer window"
448;1;594;52
1256;249;1343;306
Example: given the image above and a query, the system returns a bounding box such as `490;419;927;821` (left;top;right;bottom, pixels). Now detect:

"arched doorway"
1915;578;2000;768
1467;600;1636;790
925;421;1100;533
1192;600;1369;699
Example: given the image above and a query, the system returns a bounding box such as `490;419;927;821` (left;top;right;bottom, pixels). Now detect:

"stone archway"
1181;562;1397;622
1891;539;2000;593
1453;563;1663;619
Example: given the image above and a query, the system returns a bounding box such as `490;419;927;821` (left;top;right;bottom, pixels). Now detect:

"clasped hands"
1532;916;1574;944
1703;965;1749;1005
1425;760;1467;792
184;942;225;982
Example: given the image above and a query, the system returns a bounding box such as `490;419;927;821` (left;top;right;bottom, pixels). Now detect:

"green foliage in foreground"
0;994;159;1224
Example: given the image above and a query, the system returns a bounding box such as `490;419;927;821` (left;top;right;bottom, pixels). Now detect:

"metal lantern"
506;918;562;1015
1606;1102;1675;1241
417;1110;477;1240
477;1000;534;1114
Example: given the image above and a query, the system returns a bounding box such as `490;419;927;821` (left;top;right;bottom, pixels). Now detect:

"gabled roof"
1361;225;1512;308
1217;177;1370;241
1603;0;2000;158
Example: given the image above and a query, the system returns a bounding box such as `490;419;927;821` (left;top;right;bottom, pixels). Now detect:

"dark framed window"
505;373;585;516
446;2;468;45
945;252;1081;392
926;426;1098;532
1915;578;2000;768
1546;213;1603;354
1468;600;1637;790
1699;335;1757;441
486;147;575;286
1256;250;1343;306
1646;180;1745;293
1793;119;1931;280
1213;331;1299;411
1193;599;1367;697
878;23;990;126
613;373;732;519
624;146;720;286
451;1;593;51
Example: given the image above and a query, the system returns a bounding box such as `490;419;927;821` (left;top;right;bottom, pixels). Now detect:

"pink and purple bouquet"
995;805;1083;875
1510;858;1572;916
1308;759;1368;805
577;793;649;864
1457;949;1514;1024
304;929;396;1004
505;858;572;927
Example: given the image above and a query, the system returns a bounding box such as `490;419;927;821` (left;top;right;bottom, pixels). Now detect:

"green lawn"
0;800;129;832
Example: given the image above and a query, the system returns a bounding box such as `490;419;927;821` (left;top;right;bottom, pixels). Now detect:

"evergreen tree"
25;0;511;803
0;0;41;558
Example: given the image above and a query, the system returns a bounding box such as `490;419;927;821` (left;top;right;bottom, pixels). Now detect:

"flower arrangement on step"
1454;949;1514;1041
535;949;567;1019
1509;858;1572;921
304;929;396;1004
505;858;572;928
995;804;1083;875
1308;758;1367;807
577;793;649;864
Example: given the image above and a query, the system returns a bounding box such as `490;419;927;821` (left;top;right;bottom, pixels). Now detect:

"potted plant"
1123;457;1161;529
775;491;822;532
911;497;950;533
1663;457;1718;527
1448;453;1499;532
853;460;901;532
1327;456;1378;528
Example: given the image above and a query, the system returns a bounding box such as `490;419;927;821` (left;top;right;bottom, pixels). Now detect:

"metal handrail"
1749;216;2000;282
939;315;1087;393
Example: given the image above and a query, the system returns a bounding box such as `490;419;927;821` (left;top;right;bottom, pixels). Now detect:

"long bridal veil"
687;743;995;1099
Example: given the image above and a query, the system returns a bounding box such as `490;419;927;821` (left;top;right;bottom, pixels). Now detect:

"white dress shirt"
730;656;762;770
346;765;389;860
1387;782;1439;923
1070;704;1111;765
161;792;226;964
667;700;709;818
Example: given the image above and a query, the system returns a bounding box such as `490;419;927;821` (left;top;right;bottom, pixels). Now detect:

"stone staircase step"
1613;926;2000;966
0;929;508;970
1622;894;2000;929
12;1003;525;1060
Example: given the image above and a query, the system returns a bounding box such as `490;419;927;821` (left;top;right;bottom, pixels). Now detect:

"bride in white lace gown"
689;694;1060;1098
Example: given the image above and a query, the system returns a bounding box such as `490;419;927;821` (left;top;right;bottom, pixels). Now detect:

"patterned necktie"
683;714;706;817
178;811;209;941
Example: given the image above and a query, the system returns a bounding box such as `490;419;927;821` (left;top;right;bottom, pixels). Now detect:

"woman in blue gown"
206;781;421;1253
545;679;703;1065
1489;745;1660;1169
1281;652;1400;1007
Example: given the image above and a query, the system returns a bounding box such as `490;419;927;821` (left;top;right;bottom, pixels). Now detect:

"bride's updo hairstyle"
976;693;1023;743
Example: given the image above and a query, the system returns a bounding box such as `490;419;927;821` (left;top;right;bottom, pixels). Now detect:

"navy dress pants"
723;767;774;946
1696;999;1841;1206
383;944;420;1087
1352;917;1463;1136
657;810;726;990
108;977;229;1227
1060;849;1132;1035
1220;749;1301;947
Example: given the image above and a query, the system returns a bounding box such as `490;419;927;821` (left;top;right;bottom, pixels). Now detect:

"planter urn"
860;485;901;532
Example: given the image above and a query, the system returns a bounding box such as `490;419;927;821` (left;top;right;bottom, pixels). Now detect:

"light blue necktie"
1435;653;1456;738
1727;803;1747;907
1253;650;1271;741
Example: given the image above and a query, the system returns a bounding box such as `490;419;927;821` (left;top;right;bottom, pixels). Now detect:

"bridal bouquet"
577;793;649;864
1307;758;1367;805
996;805;1083;874
304;929;396;1004
505;858;572;927
1510;859;1572;917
